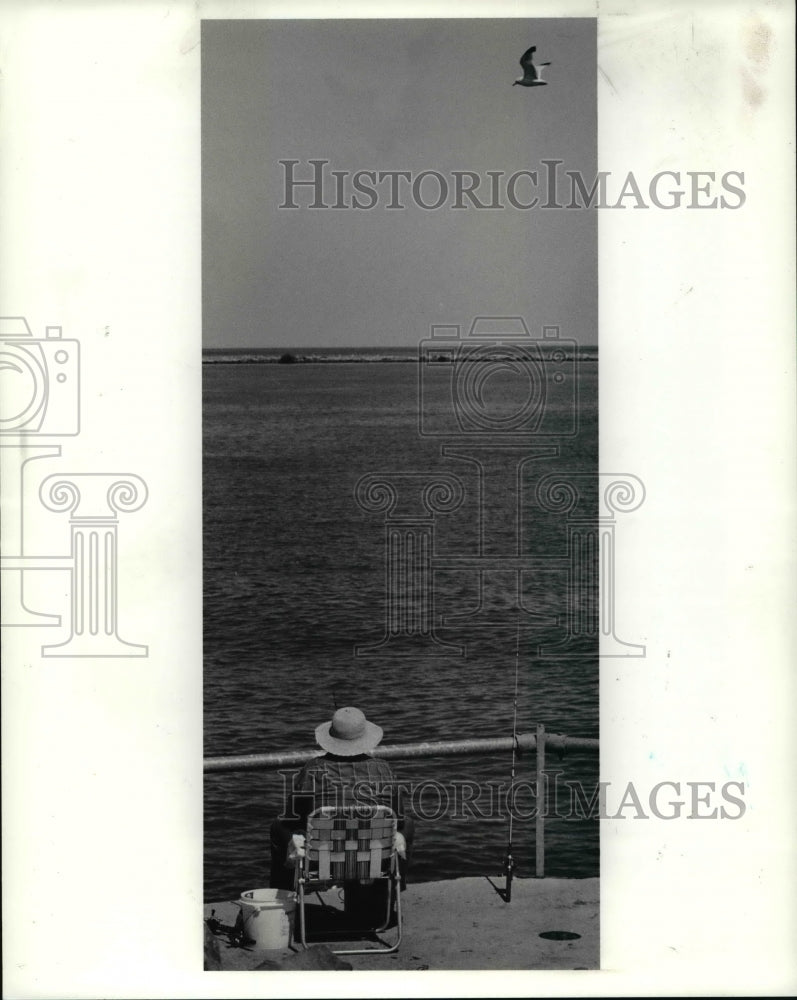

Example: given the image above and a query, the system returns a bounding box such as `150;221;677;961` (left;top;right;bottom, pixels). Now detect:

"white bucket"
238;889;296;950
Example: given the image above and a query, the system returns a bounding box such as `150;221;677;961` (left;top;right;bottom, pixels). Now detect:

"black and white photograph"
1;1;795;996
202;17;599;972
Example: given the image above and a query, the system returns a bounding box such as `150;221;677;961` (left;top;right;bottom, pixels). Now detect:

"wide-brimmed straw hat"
315;706;383;756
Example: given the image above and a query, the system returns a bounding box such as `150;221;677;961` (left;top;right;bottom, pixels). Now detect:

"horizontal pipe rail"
204;731;598;774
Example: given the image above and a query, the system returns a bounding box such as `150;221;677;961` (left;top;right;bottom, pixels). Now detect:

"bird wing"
519;45;537;69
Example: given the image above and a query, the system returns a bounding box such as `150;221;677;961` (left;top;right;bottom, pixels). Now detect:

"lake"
204;353;598;902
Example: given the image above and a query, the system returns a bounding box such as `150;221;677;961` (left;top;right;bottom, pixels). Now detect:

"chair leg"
393;873;402;951
296;880;308;950
375;877;393;933
329;875;402;956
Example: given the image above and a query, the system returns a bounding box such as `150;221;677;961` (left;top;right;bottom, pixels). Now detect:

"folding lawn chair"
294;804;402;955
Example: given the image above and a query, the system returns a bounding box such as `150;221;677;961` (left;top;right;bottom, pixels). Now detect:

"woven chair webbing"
306;814;396;881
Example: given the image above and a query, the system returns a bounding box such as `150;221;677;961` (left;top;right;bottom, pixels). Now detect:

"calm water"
204;355;598;902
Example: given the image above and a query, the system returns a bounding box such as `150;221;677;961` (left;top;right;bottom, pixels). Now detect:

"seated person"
270;706;414;892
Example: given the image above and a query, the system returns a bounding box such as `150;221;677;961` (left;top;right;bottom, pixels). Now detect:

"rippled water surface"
204;358;598;902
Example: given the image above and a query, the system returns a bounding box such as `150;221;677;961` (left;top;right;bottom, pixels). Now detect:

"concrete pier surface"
204;876;598;971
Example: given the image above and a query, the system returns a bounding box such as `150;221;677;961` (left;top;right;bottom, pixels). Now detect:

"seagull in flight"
513;45;551;87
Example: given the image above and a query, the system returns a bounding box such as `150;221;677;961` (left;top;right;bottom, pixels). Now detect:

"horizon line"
202;344;601;351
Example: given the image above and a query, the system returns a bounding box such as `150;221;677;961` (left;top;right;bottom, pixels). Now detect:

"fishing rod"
504;621;521;903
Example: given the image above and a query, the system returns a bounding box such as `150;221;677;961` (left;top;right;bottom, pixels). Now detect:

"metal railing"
204;724;599;878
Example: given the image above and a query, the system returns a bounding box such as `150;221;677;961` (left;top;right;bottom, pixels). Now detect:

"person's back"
293;751;398;814
270;707;413;891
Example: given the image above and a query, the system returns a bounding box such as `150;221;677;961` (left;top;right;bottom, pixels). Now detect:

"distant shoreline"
203;355;420;364
203;349;599;365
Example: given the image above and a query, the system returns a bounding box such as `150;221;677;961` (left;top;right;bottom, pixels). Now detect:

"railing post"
535;722;545;878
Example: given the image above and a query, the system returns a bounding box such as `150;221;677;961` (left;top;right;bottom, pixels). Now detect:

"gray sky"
202;19;596;348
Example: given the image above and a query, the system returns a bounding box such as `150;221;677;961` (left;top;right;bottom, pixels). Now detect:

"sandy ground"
204;876;599;971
